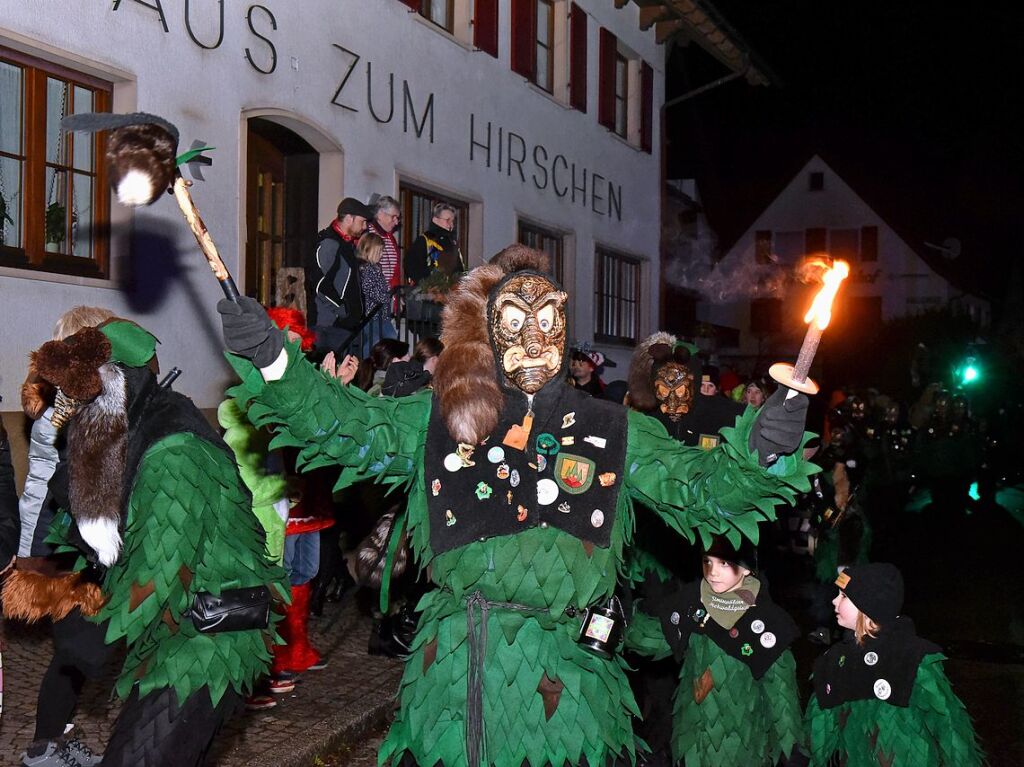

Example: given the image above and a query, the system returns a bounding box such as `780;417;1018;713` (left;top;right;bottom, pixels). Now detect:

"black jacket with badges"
424;379;627;555
812;617;940;708
653;395;745;449
647;576;799;679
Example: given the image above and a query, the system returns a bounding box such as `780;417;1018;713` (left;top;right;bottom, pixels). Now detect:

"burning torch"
61;112;239;301
769;260;850;396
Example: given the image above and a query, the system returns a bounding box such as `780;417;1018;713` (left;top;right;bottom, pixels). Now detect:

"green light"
963;365;979;383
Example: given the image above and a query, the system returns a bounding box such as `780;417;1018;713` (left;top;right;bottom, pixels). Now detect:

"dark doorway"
245;118;319;308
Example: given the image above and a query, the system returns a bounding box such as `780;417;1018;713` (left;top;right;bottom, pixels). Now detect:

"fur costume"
224;245;815;767
32;320;285;766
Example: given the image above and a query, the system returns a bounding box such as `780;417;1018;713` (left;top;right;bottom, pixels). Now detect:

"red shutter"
598;27;616;130
475;0;499;57
569;3;588;112
640;60;653;152
399;0;420;9
511;0;537;80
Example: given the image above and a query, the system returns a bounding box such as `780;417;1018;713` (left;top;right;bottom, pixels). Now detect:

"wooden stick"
171;175;240;300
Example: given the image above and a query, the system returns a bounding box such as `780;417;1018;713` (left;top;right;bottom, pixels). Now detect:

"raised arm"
221;297;429;491
623;405;816;547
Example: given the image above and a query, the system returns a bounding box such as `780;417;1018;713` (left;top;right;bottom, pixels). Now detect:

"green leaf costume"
96;430;286;706
806;653;984;766
228;342;814;767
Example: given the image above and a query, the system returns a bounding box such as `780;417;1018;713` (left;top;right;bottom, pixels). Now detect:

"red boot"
272;582;326;674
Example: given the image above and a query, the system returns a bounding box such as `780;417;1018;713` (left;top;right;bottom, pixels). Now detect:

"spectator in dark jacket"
0;418;18;568
356;233;398;355
403;202;465;287
306;197;373;355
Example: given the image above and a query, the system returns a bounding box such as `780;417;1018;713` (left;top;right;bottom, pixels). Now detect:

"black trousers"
101;685;240;767
34;609;114;741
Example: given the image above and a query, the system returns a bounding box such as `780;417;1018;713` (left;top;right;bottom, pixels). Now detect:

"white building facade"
697;155;989;362
0;1;665;431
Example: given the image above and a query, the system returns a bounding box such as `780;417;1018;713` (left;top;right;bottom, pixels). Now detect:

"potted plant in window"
0;193;13;243
45;202;71;246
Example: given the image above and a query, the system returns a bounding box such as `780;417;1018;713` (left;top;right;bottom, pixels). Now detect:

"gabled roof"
714;148;988;298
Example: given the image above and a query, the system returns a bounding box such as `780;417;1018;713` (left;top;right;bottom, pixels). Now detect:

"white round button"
591;509;605;528
537;479;559;505
750;619;765;634
510;470;521;487
670;611;680;625
443;453;463;472
873;678;891;700
487;446;505;463
760;632;776;648
864;651;879;666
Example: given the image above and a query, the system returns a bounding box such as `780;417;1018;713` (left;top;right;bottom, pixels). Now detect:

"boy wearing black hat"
806;562;983;766
635;536;803;766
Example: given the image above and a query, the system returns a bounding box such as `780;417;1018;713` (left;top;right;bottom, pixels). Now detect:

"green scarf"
700;576;761;630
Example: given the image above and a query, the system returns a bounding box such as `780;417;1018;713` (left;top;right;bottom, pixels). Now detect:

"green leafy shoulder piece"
806;653;983;767
624;407;817;547
226;344;430;494
623;604;672;660
97;431;286;706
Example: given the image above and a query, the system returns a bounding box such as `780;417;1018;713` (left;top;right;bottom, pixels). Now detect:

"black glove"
750;388;809;466
217;297;282;368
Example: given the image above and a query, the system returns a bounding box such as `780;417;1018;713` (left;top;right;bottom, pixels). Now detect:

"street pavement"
0;599;403;766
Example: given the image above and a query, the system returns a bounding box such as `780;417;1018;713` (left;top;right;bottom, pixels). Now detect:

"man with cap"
806;562;983;766
570;347;611;396
306;197;374;355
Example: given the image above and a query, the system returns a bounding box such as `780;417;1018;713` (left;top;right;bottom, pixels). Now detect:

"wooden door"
245;130;285;305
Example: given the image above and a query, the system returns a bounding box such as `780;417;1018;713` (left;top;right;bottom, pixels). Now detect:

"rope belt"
464;590;551;767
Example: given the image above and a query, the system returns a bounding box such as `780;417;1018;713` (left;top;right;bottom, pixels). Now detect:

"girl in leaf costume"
806;563;983;766
220;245;815;767
30;320;285;767
632;536;803;766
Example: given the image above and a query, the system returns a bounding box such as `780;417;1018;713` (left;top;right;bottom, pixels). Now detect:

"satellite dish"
924;237;962;260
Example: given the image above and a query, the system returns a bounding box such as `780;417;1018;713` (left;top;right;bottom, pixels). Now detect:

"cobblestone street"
0;600;402;766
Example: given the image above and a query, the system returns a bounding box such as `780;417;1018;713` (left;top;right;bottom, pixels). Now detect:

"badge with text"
554;453;596;494
698;434;721;451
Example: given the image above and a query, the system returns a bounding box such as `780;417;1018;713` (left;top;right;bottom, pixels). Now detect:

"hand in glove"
218;297;283;368
750;387;809;466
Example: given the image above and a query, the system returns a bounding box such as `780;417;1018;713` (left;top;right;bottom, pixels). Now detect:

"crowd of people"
0;122;1000;767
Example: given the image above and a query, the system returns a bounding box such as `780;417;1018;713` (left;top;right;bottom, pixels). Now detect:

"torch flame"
803;260;850;330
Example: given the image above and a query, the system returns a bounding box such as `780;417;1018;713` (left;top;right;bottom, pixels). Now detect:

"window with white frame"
598;29;654;152
594;246;642;345
517;219;566;285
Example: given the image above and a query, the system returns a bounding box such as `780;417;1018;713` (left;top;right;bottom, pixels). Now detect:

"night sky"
665;1;1024;310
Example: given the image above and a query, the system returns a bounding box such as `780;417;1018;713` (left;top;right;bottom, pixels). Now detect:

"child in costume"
220;245;815;767
806;562;984;766
632;536;803;766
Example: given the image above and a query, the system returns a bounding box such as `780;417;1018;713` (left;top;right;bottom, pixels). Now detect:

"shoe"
21;741;77;767
245;693;278;710
268;673;298;694
61;739;101;767
306;658;329;671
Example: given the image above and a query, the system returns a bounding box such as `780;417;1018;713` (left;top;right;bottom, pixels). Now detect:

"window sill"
409;13;475;52
521;79;573;110
604;127;645;154
0;259;115;289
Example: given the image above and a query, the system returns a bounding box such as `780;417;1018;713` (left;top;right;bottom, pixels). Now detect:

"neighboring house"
696;154;990;366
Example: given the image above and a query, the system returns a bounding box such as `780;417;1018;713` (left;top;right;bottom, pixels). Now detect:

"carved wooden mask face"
654;362;695;421
491;274;567;393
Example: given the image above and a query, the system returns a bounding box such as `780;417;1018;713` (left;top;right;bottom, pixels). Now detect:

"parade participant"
806;563;984;766
628;333;744;449
634;536;803;767
7;306;115;767
742;378;770;409
219;244;815;767
29;319;285;767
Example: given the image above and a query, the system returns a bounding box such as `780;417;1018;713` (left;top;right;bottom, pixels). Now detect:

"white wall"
0;0;663;407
